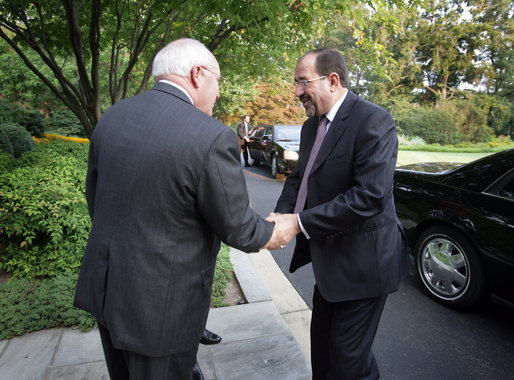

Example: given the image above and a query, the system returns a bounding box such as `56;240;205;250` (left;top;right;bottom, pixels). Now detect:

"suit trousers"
240;142;250;165
98;323;197;380
310;286;388;380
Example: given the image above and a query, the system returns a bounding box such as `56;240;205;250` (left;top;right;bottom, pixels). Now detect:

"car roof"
443;148;514;192
395;149;514;192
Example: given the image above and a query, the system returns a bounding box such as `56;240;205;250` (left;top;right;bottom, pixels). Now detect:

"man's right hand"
262;213;301;250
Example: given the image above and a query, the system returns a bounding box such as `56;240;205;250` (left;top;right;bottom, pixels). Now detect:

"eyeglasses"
294;75;327;88
200;66;225;87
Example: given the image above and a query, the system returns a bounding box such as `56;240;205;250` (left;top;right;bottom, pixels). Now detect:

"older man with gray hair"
74;38;290;379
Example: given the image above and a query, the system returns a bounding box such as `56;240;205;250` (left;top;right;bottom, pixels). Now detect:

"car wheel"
271;155;284;179
415;226;486;309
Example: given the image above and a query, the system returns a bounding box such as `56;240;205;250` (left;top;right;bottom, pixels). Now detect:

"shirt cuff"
297;214;310;239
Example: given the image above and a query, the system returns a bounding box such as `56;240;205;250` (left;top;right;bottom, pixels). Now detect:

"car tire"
415;226;486;309
271;155;284;179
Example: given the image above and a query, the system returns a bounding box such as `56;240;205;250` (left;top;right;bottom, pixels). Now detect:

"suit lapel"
298;117;319;176
310;91;357;174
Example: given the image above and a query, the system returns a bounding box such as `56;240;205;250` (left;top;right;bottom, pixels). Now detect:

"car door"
247;127;264;161
479;169;514;305
261;126;274;165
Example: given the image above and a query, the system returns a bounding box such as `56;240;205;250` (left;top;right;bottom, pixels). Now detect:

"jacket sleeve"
196;127;274;252
237;123;245;139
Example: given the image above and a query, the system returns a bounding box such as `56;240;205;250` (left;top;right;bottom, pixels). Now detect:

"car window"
263;127;273;138
484;169;514;200
252;129;264;138
273;125;302;141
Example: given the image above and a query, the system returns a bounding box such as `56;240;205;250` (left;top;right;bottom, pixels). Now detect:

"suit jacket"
275;90;408;302
74;82;273;357
237;121;252;147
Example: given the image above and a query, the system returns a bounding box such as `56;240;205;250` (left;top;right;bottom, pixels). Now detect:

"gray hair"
152;39;214;79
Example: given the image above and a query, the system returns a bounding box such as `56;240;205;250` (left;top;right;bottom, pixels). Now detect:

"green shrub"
401;108;460;145
438;99;493;143
43;109;85;137
20;139;89;168
0;123;35;158
211;243;234;307
0;243;234;339
487;135;512;148
0;143;90;278
0;139;235;338
0;272;96;340
0;152;19;172
0;128;14;156
0;99;45;137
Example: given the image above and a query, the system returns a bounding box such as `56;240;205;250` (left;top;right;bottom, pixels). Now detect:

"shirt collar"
158;80;194;105
324;89;348;124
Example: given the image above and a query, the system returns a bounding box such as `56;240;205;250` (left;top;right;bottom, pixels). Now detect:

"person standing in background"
238;114;253;167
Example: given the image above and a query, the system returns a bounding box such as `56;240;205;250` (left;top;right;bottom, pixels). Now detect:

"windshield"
274;126;301;141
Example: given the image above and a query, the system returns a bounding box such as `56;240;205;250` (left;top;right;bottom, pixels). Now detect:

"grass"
397;143;514;166
398;145;512;153
397;151;493;166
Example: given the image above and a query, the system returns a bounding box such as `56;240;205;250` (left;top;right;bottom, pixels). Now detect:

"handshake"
262;213;301;251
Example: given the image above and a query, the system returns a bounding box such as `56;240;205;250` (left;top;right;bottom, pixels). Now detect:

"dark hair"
304;48;349;88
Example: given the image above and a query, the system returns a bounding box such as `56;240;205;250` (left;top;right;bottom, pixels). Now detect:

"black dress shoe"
192;362;205;380
200;329;222;345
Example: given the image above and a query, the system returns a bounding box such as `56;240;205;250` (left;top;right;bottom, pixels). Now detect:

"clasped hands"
263;213;301;250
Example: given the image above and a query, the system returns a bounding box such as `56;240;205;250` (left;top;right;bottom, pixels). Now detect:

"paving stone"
53;328;104;367
47;361;109;379
248;251;310;314
211;334;311;380
0;329;61;380
206;302;288;343
197;346;217;380
281;310;312;362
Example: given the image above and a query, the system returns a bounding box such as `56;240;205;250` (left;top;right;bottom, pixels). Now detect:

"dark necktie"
294;116;328;213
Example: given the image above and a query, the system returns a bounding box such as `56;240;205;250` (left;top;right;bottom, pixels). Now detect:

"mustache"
297;95;310;108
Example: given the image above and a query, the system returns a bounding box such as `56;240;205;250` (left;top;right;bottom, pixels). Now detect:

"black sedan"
394;148;514;310
248;124;302;179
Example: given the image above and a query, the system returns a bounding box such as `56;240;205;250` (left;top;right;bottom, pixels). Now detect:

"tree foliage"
237;82;305;126
315;0;513;141
0;0;308;138
0;0;416;138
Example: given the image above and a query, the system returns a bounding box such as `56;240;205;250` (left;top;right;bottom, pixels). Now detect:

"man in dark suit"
269;48;408;379
74;38;287;379
237;114;253;167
